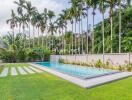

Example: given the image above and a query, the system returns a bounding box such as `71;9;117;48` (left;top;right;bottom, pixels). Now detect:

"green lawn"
0;64;132;100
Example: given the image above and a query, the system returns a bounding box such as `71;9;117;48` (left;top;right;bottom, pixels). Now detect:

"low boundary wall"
50;53;132;66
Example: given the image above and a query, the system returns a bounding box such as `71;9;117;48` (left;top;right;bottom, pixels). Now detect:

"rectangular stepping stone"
28;66;43;73
11;67;18;76
18;67;27;75
23;67;35;74
0;68;8;77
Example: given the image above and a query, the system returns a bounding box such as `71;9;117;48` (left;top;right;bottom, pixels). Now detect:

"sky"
0;0;109;36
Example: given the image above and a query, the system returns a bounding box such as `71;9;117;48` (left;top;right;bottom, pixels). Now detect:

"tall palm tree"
47;10;55;52
119;0;122;53
31;11;38;47
48;22;57;52
36;12;42;46
6;10;17;46
69;7;75;55
84;0;91;54
106;0;117;53
14;0;27;48
43;8;48;48
99;0;106;63
24;1;36;48
91;0;98;54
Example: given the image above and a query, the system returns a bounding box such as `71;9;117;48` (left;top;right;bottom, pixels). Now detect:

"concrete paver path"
11;67;18;76
0;68;8;77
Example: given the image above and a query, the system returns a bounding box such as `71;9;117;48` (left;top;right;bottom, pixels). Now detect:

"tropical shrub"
95;59;103;68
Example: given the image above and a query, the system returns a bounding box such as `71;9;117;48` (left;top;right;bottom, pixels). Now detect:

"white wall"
51;53;132;66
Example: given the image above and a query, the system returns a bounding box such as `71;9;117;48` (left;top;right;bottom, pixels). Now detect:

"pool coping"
30;63;132;88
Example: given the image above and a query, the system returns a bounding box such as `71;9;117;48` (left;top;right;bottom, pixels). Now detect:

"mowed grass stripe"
17;67;27;75
23;66;36;74
28;66;43;73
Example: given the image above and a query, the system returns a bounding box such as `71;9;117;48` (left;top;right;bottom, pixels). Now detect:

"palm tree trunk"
119;0;121;53
42;32;44;47
19;24;21;33
29;21;31;48
110;15;113;53
86;7;89;54
79;17;81;54
33;26;35;48
23;23;25;48
13;27;15;46
102;2;105;63
92;9;95;54
81;15;83;54
38;27;40;46
62;28;64;55
74;18;77;54
71;20;74;55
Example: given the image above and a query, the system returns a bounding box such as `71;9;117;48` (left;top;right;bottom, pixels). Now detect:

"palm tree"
47;10;55;52
69;8;75;55
43;8;48;48
20;14;28;48
98;0;106;63
84;0;91;54
48;22;57;52
24;1;36;48
36;12;42;46
14;0;27;48
106;0;118;53
6;10;17;46
31;11;38;47
40;12;47;48
91;0;98;54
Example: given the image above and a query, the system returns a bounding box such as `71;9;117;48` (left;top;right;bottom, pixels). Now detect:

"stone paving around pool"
0;66;43;78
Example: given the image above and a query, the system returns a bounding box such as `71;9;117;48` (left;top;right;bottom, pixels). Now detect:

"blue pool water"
35;62;118;79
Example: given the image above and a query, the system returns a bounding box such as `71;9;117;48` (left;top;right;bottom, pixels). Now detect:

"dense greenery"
0;33;51;62
94;7;132;53
0;63;132;100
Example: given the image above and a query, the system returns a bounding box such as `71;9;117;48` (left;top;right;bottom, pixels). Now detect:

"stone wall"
50;53;132;66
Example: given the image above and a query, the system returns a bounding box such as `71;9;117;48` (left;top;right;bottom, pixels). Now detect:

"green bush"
59;58;65;63
95;59;103;68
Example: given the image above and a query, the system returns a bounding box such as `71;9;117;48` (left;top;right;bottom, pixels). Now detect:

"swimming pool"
35;62;118;79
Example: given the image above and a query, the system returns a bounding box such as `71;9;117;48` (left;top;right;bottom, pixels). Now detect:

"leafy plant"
95;59;103;68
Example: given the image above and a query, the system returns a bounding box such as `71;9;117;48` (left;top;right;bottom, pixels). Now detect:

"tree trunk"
71;20;74;55
119;0;121;53
38;27;40;46
79;17;81;54
92;9;95;54
29;21;31;48
74;19;77;54
81;15;83;54
110;15;113;53
42;32;44;48
23;23;25;48
13;27;15;46
102;2;105;63
86;8;89;54
33;26;35;48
